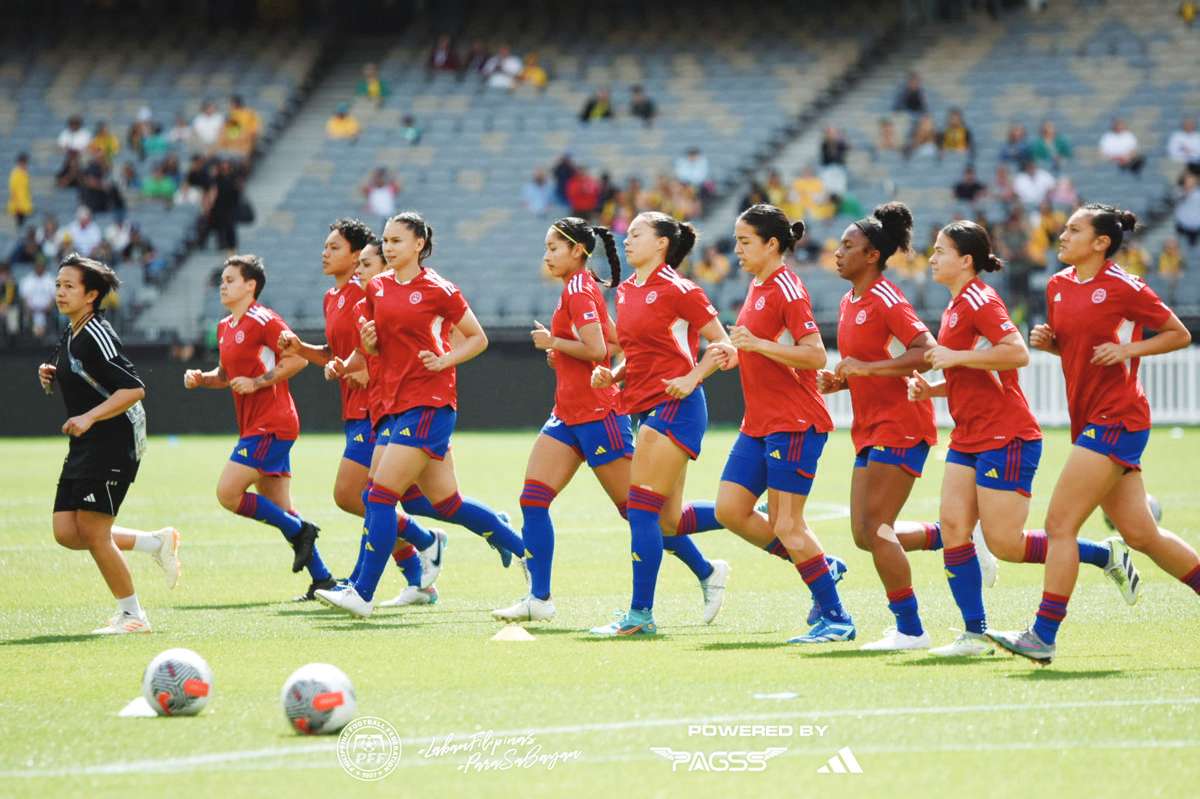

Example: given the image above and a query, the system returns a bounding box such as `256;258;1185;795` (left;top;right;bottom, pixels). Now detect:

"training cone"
490;623;536;642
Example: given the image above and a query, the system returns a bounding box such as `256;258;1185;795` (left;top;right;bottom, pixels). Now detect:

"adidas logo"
945;568;956;579
237;448;249;457
770;450;782;460
375;288;384;297
594;445;607;455
83;493;96;503
817;747;863;774
1053;292;1062;302
1083;428;1096;439
381;429;390;437
985;468;999;479
365;542;375;552
873;445;885;451
398;427;412;436
353;434;364;443
648;410;657;417
632;552;642;562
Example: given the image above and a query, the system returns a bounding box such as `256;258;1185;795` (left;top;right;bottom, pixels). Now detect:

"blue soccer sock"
1033;591;1070;645
944;543;986;634
432;492;526;557
797;553;849;622
677;502;721;534
354;485;403;602
663;535;714;581
1078;538;1110;568
886;586;924;637
628;486;666;612
923;522;943;551
236;492;301;538
347;530;368;584
520;480;557;600
392;544;422;587
400;485;439;517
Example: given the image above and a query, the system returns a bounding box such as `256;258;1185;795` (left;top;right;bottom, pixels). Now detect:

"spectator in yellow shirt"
520;53;548;90
1116;241;1150;277
326;105;361;140
88;121;120;168
691;245;731;285
7;152;33;228
228;95;260;145
357;63;389;107
1158;237;1183;283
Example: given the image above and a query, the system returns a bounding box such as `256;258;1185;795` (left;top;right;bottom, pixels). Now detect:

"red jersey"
550;270;620;424
735;265;833;437
353;297;388;427
324;280;369;421
938;278;1041;451
359;267;469;416
615;264;719;414
1046;262;1174;440
836;276;936;452
217;303;300;439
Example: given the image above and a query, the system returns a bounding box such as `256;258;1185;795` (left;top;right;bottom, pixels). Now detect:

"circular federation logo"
409;291;423;305
337;716;401;781
645;290;658;305
754;296;766;311
337;295;346;310
948;312;959;328
234;330;245;344
855;309;867;325
1091;288;1107;304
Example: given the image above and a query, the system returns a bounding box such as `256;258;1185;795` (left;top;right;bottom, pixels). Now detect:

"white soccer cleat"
1102;536;1141;606
700;559;731;625
377;585;439;607
92;611;152;635
973;522;998;588
860;627;931;651
417;529;448;589
929;631;994;657
151;527;182;590
492;594;556;622
314;585;374;618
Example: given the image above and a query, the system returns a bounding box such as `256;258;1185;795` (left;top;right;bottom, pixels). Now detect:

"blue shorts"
1075;423;1150;471
946;438;1042;496
854;442;931;477
721;429;828;497
230;434;294;476
541;412;633;468
380;406;456;460
635;388;708;460
342;418;375;468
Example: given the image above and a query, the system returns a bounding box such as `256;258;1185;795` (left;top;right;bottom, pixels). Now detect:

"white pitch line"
4;696;1197;778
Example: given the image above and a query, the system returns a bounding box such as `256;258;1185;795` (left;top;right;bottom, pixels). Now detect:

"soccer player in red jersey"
817;203;940;651
493;217;728;624
315;212;526;617
709;205;854;645
183;254;334;598
987;205;1198;663
587;212;737;637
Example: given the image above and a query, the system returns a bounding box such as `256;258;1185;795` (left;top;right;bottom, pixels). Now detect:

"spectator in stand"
18;257;55;338
1013;159;1055;209
1099;117;1145;175
906;114;939;158
142;162;178;205
691;244;731;285
939;107;973;156
630;85;657;127
520;53;548;90
1030;119;1072;172
36;215;60;260
551;153;576;205
579;87;614;123
995;205;1034;305
483;45;522;90
1048;175;1079;211
1181;1;1198;27
127;106;153;161
357;63;390;106
893;71;927;114
192;100;225;153
819;126;849;167
178;154;210;205
953;165;987;205
7;153;32;228
601;189;636;235
105;218;135;253
998;122;1031;164
79;158;126;219
1157;237;1183;285
400;115;423;145
764;170;788;207
58;115;92;156
522;169;555;216
88;120;120;168
202;160;241;252
674;146;709;189
789;166;833;221
218;115;254;161
1167;115;1200;174
876;117;899;153
9;227;39;265
565;166;601;219
1026;201;1067;269
123;224;167;284
64;207;103;256
1176;172;1200;248
326;104;361;140
992;164;1017;207
0;262;19;346
361;167;400;221
115;161;140;199
427;35;460;74
143;123;171;160
1116;239;1151;277
228;95;261;151
168;112;193;151
460;41;489;79
56;151;82;190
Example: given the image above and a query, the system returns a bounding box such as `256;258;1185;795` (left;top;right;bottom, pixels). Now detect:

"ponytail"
1081;203;1137;257
591;225;621;287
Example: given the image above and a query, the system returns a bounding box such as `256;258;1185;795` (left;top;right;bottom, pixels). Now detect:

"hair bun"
872;201;914;252
790;220;807;242
1119;211;1138;231
984;253;1005;273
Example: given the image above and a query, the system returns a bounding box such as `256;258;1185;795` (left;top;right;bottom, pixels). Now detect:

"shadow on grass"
175;602;278;611
314;622;412;632
1;633;100;646
1007;668;1124;681
699;641;794;652
793;649;899;659
896;656;1007;667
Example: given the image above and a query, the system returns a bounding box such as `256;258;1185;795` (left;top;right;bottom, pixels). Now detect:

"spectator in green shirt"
1029;120;1072;172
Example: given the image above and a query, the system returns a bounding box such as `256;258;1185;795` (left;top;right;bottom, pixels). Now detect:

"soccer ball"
142;648;213;717
281;663;357;735
1102;493;1162;531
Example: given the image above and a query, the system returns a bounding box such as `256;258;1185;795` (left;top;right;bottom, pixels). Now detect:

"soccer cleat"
417;529;448;589
929;631;995;657
491;511;514;568
314;585;374;618
973;522;999;588
806;555;849;625
377;585;439;607
788;615;856;644
294;577;339;602
492;594;556;622
151;527;182;590
1102;536;1141;606
589;608;658;637
700;559;731;624
860;627;931;651
987;626;1054;664
290;521;320;573
92;611;152;635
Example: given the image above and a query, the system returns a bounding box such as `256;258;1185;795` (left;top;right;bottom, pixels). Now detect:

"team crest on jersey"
645;290;658;305
409;291;423;304
1091;288;1107;304
754;296;766;311
948;312;959;328
234;330;245;344
337;295;346;309
855;309;867;325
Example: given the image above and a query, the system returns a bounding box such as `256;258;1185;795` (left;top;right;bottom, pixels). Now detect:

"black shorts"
54;478;131;517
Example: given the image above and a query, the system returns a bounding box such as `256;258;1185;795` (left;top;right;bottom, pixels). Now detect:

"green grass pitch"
1;428;1197;798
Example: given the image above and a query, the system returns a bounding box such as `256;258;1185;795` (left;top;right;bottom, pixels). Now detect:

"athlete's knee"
216;486;242;513
333;484;362;515
1116;519;1159;552
983;530;1025;562
939;519;973;548
658;515;679;535
714;497;745;530
52;519;84;550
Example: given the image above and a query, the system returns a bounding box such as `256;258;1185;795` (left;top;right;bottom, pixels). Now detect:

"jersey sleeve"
262;313;291;357
1124;282;1174;329
440;286;469;326
782;291;820;341
80;323;144;392
973;297;1019;345
882;299;930;347
565;290;602;329
677;284;719;329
